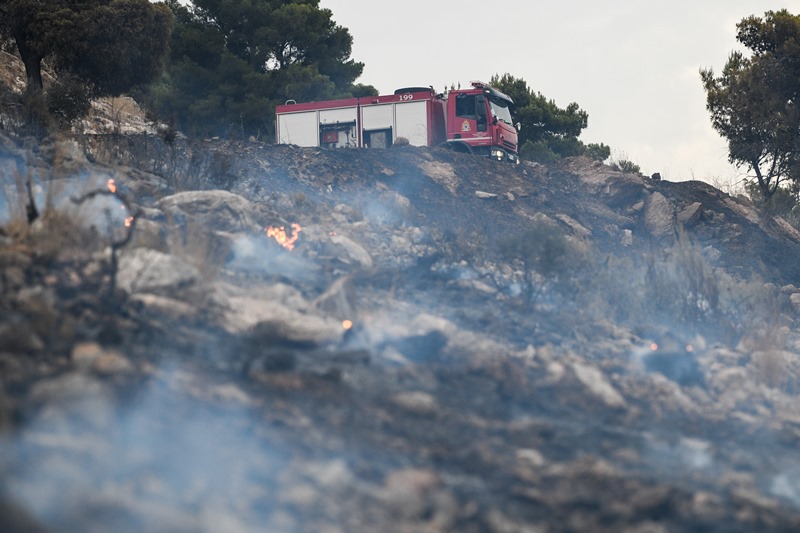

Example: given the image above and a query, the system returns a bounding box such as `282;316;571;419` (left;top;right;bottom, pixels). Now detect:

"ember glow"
107;178;117;194
342;320;353;330
124;216;134;228
265;223;302;251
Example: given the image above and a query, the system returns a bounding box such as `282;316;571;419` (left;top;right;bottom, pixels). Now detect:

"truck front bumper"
490;148;521;165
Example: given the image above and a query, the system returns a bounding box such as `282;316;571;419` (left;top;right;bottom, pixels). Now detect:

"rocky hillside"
3;116;800;530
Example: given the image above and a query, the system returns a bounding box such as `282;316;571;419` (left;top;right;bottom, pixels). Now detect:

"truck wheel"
442;141;472;154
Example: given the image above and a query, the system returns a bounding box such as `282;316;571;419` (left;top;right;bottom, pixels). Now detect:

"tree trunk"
14;36;44;94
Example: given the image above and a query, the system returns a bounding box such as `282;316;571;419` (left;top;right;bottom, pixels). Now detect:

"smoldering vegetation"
3;134;800;531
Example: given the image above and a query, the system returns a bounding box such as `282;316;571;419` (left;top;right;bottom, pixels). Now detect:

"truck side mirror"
515;122;522;132
492;116;498;125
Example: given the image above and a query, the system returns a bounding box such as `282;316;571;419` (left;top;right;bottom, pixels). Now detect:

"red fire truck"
275;81;521;164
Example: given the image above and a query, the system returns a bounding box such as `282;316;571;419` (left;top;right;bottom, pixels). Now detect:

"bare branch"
71;187;142;296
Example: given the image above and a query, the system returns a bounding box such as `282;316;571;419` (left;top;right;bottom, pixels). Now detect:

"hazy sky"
320;1;799;185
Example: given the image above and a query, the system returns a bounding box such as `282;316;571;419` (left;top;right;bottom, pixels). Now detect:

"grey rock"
390;391;439;416
556;213;591;237
420;161;459;195
621;229;634;246
71;342;134;375
117;247;200;296
157;190;261;232
791;293;800;314
328;234;373;268
644;191;675;238
130;293;196;319
678;202;703;226
216;282;342;342
780;284;798;295
475;190;499;199
571;362;626;407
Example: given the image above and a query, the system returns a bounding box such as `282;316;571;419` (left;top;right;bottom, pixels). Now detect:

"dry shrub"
580;254;645;323
582;231;783;345
739;325;796;391
716;274;783;344
645;231;720;325
27;208;103;262
158;147;236;193
497;216;590;309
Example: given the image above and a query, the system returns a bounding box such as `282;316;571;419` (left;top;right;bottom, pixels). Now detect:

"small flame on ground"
124;216;134;228
265;223;302;251
107;179;117;194
342;320;353;330
650;343;659;351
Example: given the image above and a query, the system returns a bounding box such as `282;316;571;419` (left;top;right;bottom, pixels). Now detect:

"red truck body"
275;81;520;164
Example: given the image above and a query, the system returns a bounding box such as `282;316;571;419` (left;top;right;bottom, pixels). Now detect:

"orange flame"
342;320;353;330
265;223;302;251
107;179;117;194
124;216;134;228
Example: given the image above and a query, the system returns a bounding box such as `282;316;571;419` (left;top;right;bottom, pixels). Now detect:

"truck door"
454;93;488;139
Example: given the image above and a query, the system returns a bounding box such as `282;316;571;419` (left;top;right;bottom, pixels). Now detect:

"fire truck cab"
275;81;520;164
443;81;520;164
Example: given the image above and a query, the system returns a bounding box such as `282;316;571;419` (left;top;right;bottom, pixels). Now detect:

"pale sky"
320;1;800;186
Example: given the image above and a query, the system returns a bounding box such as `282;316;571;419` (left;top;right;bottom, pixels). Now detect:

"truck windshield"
489;98;514;126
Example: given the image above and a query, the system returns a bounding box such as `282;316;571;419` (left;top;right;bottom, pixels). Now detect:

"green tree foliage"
145;0;374;139
701;10;800;202
490;73;599;163
0;0;172;96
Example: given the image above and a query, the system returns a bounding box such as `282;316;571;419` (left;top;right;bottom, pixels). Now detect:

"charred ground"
2;130;800;532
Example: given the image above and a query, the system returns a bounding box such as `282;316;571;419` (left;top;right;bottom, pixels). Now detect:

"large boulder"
117;248;200;296
156;190;261;232
212;281;342;344
644;191;675;238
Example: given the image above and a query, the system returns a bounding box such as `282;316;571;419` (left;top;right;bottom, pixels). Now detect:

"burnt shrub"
580;231;783;344
497;215;590;309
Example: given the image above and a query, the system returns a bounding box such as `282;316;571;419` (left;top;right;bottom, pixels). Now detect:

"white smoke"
0;367;293;533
